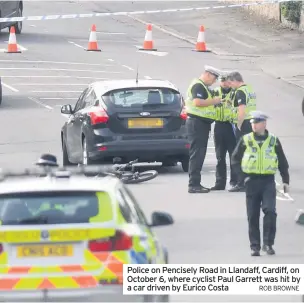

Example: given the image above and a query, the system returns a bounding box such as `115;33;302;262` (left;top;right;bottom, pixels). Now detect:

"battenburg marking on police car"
123;264;304;295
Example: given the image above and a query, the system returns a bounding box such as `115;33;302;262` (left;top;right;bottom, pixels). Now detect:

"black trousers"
214;121;237;187
245;177;277;250
187;116;211;187
235;120;252;186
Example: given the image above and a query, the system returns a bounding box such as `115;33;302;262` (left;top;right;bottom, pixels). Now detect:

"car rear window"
0;191;112;225
102;87;182;108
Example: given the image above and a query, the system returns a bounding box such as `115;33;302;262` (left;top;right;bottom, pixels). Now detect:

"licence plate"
128;118;163;128
17;244;73;258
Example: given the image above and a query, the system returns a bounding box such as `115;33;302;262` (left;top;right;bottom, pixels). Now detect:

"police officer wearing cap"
35;154;58;167
231;111;290;256
227;71;257;192
210;74;237;190
186;66;222;193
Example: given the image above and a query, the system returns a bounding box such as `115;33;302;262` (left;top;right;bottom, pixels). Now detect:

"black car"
61;79;190;171
0;77;2;106
0;1;23;34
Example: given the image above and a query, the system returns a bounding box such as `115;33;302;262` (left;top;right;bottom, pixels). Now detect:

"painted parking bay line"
30;90;83;93
135;45;168;56
1;81;19;92
1;76;109;79
4;41;27;51
0;68;123;73
15;83;88;86
0;60;116;67
0;44;27;52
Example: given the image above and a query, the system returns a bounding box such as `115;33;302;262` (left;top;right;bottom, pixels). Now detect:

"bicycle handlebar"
128;159;139;165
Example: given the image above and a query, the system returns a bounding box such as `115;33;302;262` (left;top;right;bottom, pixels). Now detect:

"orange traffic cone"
194;25;209;52
139;24;157;51
5;27;21;53
87;24;101;52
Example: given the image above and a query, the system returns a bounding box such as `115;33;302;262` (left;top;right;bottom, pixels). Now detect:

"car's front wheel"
62;137;74;166
0;78;2;106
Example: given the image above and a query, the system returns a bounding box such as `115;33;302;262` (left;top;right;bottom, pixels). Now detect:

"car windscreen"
0;191;112;225
102;87;182;108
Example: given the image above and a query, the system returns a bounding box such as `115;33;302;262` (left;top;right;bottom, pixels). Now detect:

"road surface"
0;1;303;302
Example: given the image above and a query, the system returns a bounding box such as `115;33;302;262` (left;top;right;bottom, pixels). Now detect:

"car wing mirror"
61;104;73;115
149;211;174;227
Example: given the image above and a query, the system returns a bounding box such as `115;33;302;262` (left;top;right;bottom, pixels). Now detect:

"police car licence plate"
17;244;73;257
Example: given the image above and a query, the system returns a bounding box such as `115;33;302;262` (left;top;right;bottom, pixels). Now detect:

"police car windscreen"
102;87;182;108
0;191;104;225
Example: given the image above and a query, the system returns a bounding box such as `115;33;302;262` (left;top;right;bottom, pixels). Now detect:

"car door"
0;1;17;17
118;186;161;264
65;88;88;162
72;88;97;161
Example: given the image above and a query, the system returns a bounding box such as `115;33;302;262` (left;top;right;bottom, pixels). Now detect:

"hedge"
280;1;303;25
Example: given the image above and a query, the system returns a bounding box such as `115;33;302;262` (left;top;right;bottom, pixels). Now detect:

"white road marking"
108;59;114;62
28;97;53;110
122;65;134;71
1;81;19;92
1;76;109;79
228;37;256;49
16;83;88;86
30;24;36;27
96;32;126;35
144;76;152;79
0;68;122;73
4;41;27;51
0;60;114;66
41;98;77;100
135;45;168;56
68;41;86;50
31;91;82;93
275;180;294;201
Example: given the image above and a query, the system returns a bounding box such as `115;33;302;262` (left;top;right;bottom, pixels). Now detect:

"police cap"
250;111;269;123
204;65;220;78
36;154;59;167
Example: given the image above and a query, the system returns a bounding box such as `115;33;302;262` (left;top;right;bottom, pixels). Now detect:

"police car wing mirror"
149;211;174;227
61;104;73;115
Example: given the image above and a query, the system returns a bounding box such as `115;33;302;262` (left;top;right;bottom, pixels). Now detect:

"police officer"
35;154;59;167
186;65;222;193
34;154;63;213
231;111;290;256
226;71;257;192
211;74;237;190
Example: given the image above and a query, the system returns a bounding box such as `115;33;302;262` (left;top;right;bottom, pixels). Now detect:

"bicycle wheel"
122;170;158;184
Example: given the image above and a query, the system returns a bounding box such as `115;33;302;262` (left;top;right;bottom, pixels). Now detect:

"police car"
0;166;173;302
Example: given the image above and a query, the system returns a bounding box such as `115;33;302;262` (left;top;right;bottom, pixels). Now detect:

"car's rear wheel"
12;5;23;34
82;136;94;165
181;158;189;172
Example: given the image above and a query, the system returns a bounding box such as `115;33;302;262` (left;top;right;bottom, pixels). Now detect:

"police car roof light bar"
0;165;110;181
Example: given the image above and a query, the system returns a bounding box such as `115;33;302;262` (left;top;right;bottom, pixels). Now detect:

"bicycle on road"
98;159;158;184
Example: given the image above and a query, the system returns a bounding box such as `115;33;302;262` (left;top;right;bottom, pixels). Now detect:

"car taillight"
89;108;109;125
88;231;132;252
180;107;187;120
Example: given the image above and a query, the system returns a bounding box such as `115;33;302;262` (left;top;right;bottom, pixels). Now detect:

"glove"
283;183;289;193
